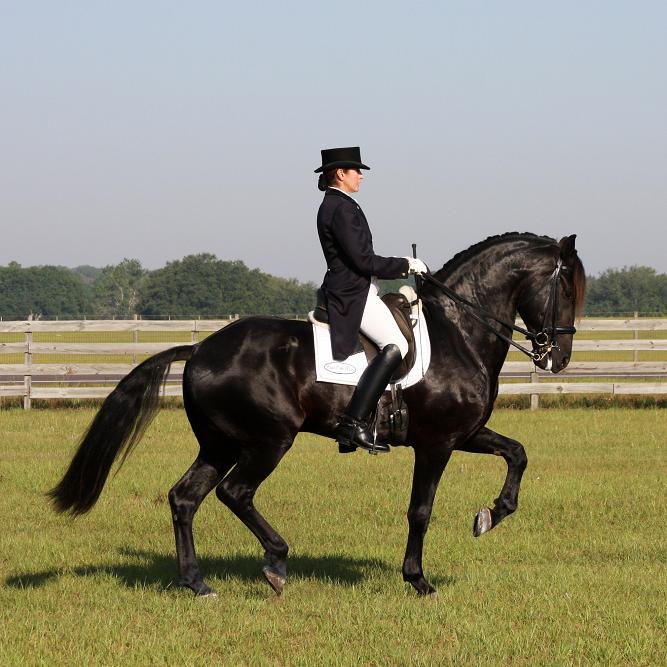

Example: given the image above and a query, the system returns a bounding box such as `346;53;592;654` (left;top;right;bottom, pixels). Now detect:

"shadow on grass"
5;548;434;592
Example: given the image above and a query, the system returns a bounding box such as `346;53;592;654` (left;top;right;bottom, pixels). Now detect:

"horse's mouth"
533;352;570;374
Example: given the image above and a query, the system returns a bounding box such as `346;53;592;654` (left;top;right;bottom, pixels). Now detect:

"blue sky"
2;1;666;282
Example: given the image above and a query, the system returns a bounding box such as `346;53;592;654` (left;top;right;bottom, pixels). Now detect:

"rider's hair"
318;168;339;191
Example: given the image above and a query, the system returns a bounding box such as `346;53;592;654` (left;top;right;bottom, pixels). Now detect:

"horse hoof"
414;581;437;596
406;576;437;596
198;590;218;600
262;566;286;595
180;580;217;597
473;507;493;537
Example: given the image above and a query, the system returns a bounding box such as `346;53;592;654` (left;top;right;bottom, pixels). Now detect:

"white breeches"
360;282;409;359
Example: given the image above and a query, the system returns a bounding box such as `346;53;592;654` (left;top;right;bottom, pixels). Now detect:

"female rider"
315;146;427;454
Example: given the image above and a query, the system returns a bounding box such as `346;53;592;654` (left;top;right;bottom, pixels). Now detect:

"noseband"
421;258;576;362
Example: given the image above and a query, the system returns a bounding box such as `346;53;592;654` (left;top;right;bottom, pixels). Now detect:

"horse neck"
435;242;535;319
426;239;554;368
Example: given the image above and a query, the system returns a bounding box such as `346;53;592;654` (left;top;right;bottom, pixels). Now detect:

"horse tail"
48;345;194;516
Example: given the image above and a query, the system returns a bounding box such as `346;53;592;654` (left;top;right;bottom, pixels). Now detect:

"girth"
314;288;417;382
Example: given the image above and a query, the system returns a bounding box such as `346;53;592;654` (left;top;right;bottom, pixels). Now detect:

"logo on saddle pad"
324;361;358;375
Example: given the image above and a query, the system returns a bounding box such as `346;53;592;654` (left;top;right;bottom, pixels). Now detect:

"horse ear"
559;234;577;260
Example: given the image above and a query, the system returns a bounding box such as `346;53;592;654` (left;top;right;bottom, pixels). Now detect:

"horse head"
517;234;586;373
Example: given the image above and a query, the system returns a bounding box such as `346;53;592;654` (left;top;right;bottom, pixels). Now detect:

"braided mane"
435;232;556;279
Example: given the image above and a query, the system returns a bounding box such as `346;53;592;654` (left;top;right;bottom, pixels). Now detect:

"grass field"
1;407;665;666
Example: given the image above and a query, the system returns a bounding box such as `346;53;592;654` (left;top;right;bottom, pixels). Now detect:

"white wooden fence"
1;318;666;409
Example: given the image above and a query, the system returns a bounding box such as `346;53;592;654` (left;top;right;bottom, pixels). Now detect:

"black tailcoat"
317;188;409;360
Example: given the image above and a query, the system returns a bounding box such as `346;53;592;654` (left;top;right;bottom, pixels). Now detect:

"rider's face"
336;168;363;193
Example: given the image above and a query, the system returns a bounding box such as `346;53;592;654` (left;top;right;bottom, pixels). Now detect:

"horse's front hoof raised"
262;566;286;595
473;507;493;537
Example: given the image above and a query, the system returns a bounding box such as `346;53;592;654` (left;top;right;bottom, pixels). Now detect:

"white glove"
405;257;428;275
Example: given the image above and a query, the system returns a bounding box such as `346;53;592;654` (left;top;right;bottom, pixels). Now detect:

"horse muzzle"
534;346;570;374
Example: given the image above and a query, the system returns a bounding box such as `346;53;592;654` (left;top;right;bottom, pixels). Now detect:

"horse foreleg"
168;456;228;596
402;445;452;595
215;444;291;595
457;427;528;536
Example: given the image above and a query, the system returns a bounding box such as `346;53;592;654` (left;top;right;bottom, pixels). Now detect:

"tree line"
1;258;667;320
0;255;318;320
584;266;667;316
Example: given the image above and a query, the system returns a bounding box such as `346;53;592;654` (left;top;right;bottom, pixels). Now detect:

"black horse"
49;232;585;597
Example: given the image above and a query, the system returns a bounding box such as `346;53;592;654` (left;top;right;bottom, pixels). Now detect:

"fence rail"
2;318;666;409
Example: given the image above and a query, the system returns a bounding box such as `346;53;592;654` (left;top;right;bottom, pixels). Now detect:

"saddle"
313;288;418;382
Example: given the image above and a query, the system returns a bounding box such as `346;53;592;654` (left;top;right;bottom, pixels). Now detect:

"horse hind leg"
215;442;292;595
457;427;528;536
168;454;236;597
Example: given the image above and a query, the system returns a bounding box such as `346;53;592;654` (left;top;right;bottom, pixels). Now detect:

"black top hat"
314;147;370;173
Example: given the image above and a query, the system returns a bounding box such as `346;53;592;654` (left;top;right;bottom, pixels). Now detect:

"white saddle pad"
310;296;431;388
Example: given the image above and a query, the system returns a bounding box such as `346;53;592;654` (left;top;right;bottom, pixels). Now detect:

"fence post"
633;311;639;363
132;314;138;364
530;371;539;410
24;318;32;410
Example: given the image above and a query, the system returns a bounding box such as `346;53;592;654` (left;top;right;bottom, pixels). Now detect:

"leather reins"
420;259;576;362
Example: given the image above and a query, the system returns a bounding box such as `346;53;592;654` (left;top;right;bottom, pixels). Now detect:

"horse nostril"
562;355;569;367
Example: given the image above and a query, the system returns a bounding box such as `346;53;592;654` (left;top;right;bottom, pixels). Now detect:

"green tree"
91;259;145;318
585;266;667;316
0;263;90;319
71;265;103;285
139;254;316;318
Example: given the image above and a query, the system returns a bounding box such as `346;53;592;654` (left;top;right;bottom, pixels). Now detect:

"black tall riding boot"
336;344;403;454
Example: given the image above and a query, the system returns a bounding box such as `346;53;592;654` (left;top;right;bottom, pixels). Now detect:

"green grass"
1;407;665;665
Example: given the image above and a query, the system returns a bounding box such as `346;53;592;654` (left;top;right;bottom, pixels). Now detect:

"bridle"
420;258;576;363
534;258;578;360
